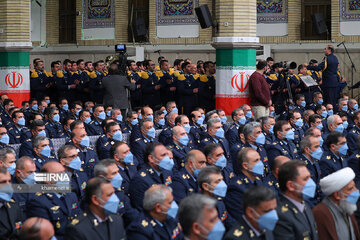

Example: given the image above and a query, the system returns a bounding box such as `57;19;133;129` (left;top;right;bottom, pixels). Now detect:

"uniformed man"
94;159;139;227
157;59;176;105
64;177;126;240
27;161;82;239
302;109;314;133
78;109;92;135
0;99;15;129
158;111;178;146
323;115;345;143
153;110;165;130
308;92;324;111
267;120;299;167
130;106;154;142
198;166;236;230
240;104;254;121
224;186;278;240
259;116;275;147
96;122;122;160
58;98;71;122
164;101;178;117
0;148;16;177
224;148;266;220
54;59;76;102
174;115;197;148
19;217;55;240
0;126;11;150
288;110;305;149
122;110;138;134
347;135;360;184
189;110;206;148
198;61;216;112
89;60;106;104
308;114;324;132
299;135;324;208
8;110;27;144
169;126;193;169
87;104;106;136
30;136;56;171
141;60;161;109
127;60;142;108
30;60;51;101
320;131;348;178
129;142;175;210
225;108;247;146
177;62;199;116
264;156;290;197
293;94;306;115
62;116;75;140
127;184;183;240
0;167;23;239
69;101;83;120
44;107;64;139
68;120;99;178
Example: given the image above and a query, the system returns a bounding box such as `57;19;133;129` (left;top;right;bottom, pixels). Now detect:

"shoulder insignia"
141;72;149;79
273;142;277;145
46;71;53;78
141;220;149;227
237;180;242;185
56;221;61;229
200;75;208;83
89;71;97;79
140;172;146;177
56;70;64;78
326;155;331;160
148;168;154;174
269;74;278;81
135;138;141;142
192;73;200;80
268;181;273;186
356;154;360;158
155;66;160;71
233;229;243;237
155;71;164;77
229;172;234;179
136;72;142;77
204;138;208;142
281;205;288;213
255;176;260;181
292;208;298;214
168;68;175;75
178;74;186;81
173;71;180;77
51;206;60;211
182;174;188;180
71;219;79;225
127;71;131;76
35;192;42;196
244;178;249;184
31;71;39;78
249;229;255;238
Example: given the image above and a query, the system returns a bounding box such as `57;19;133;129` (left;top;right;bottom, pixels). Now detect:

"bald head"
41;161;65;173
272;155;290;179
20;217;54;240
187;150;206;163
172;126;187;145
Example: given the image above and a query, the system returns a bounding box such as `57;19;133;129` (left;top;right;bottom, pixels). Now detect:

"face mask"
201;220;225;240
270;112;275;118
22;172;35;185
269;126;274;134
116;115;123;122
171;108;179;114
112;130;123;141
338;143;348;156
295;119;303;128
18;118;26;126
354;104;359;111
246;111;252;119
45;99;50;105
158;118;165;126
183;124;190;134
90;108;93;114
32;104;38;111
165;201;179;219
319;137;324;147
111;173;123;189
346;190;360;205
147;115;154;122
285;130;295;141
0;184;13;202
107;111;112;117
297;178;316;199
317;99;323;105
311;148;323;161
157;156;174;171
68;156;81;171
147;127;156;139
213;180;227;197
0;134;9;145
342;105;348;112
328;109;334;116
7;163;16;175
80;136;90;148
131;119;138;126
138;114;142;120
238;116;246;125
250;161;264;175
62;104;69;111
253;209;279;231
220;116;227;124
53;114;60;123
215;128;225;139
215;155;227;168
335;124;344;133
51;236;57;240
255;133;265;145
84;117;91;124
98;112;106;121
196;117;204;125
163;110;168;116
300;101;306;108
75;109;81;116
316;123;323;130
40;145;51;158
38;130;46;137
123;152;134;165
289;105;294;110
321;111;328;118
193;168;200;177
101;193;120;215
179;135;189;146
343;121;349;129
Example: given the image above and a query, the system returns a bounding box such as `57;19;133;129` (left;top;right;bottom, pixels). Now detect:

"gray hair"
0;148;16;163
205;110;217;122
327;114;338;127
16;156;34;170
197;166;221;190
94;159;116;177
243;122;261;140
207;117;220;129
178;194;217;237
140;118;153;130
143;184;172;211
338;98;347;105
57;145;76;160
47;107;58;116
300;135;312;153
166;111;177;122
166;101;176;110
110;108;121;117
32;136;49;149
303;110;312;117
185;151;197;164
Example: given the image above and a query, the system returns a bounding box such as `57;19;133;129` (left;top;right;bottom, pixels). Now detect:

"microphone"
337;41;344;47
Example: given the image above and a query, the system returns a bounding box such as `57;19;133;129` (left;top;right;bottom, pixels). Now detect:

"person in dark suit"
19;217;55;240
64;177;126;240
102;63;136;112
274;160;319;240
224;186;277;240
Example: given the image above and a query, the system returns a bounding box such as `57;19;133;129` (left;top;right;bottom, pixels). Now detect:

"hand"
70;84;76;89
131;79;136;84
45;83;51;88
268;100;272;107
137;84;141;89
170;87;176;91
74;80;80;85
155;85;161;90
193;88;198;93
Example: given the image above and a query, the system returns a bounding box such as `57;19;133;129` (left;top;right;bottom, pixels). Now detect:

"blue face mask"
354;104;359;111
158;156;174;171
38;130;46;137
116;115;123;122
166;201;179;219
75;109;82;116
270;112;275;118
46;99;50;105
193;168;200;177
40;145;51;158
343;121;349;129
179;135;189;146
7;163;16;175
89;108;93;114
80;136;90;148
285;130;295;141
171;107;179;114
62;104;69;111
238;116;246;125
319;137;324;147
299;178;316;199
123;152;134;165
22;172;35;185
158;118;165;126
220;116;227;124
255;209;279;231
98;112;106;121
251;161;264;175
295;119;303;128
336;124;344;133
321;111;328;118
147;115;154;122
84;117;91;124
316;123;323;130
204;220;226;240
256;133;266;145
0;134;9;145
196;117;204;125
311;147;323;161
215;128;225;139
342;105;348;112
163;110;168;116
68;156;82;171
53;114;60;123
111;173;123;189
51;236;57;240
102;193;120;215
32;104;38;111
328;109;334;116
346;190;360;205
300;101;306;108
213;180;227;197
184;124;191;133
138;114;142;120
107;111;112;117
317;99;324;105
215;155;227;168
269;126;274;134
0;184;13;202
339;143;348;156
131;118;138;126
147;127;156;139
18;118;26;126
289;105;294;110
246;111;252;119
112;130;123;141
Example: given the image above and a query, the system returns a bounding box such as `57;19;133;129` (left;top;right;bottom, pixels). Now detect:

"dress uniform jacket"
266;138;299;169
216;197;236;231
67;142;99;179
96;134;117;160
30;70;50;101
141;71;161;109
117;162;137;195
89;71;105;104
19;137;56;158
346;126;360;156
198;74;216;112
225;123;243;146
265;172;280;197
68;170;88;200
45;120;65;139
230;143;243;174
157;70;176;105
8;126;27;144
200;135;231;160
87;119;104;136
243;142;270;175
171;167;198;202
274;194;318;240
126;211;183;240
129;71;143;108
177;73;199;116
319;150;347;178
55;70;73;101
0;199;23;239
346;150;360;184
189;124;206;148
168;142;192;169
114;189;139;227
11;177;35;218
64;209;126;240
0;111;14;129
158;126;173;146
131;135;158;166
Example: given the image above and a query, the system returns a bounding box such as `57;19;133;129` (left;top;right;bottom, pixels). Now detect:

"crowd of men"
0;50;359;240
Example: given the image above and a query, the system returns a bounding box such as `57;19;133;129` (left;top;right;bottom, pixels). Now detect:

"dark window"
59;0;76;43
301;0;331;40
128;0;149;42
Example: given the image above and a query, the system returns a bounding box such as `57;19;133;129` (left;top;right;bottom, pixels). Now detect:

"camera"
115;44;126;54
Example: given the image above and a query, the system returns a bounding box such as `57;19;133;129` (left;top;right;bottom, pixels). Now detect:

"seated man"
168;126;192;169
96;122;123;160
87;104;106;136
45;107;65;139
30;136;57;171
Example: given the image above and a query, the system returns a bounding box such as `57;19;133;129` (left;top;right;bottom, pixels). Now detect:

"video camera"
115;44;128;75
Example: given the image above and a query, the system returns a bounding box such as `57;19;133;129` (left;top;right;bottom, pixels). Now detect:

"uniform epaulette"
141;72;149;79
127;71;131;76
326;155;331;160
35;192;42;196
294;74;300;80
306;70;312;76
56;70;64;78
173;71;180;78
168;68;175;75
200;75;208;83
31;71;39;78
47;72;53;78
26;139;31;142
356;154;360;158
155;66;160;71
155;71;164;77
8;127;13;131
71;219;79;225
88;147;94;151
89;71;97;79
84;70;90;75
233;229;244;237
30;69;35;73
268;74;277;81
135;138;142;142
178;74;186;81
89;121;94;124
192;73;200;80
